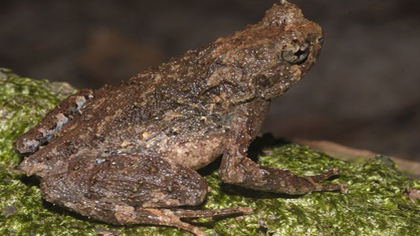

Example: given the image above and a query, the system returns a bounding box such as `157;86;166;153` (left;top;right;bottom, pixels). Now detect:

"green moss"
0;69;419;235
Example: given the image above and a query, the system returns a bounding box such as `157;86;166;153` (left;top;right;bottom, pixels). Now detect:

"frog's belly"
130;130;227;171
166;134;226;170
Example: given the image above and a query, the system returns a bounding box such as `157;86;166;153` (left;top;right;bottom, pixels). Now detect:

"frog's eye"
280;41;310;64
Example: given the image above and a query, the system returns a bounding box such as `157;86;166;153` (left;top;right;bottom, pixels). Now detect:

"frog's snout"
280;40;310;64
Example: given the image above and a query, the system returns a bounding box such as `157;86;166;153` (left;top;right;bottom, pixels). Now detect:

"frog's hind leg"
219;100;346;195
14;89;93;154
40;155;250;235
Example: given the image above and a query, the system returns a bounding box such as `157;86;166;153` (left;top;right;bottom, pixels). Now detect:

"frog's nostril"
280;41;310;64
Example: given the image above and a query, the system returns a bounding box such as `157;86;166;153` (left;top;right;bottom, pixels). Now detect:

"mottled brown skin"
14;1;345;235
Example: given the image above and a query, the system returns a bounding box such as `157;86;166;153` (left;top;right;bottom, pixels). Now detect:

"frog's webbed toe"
40;155;250;235
14;89;93;155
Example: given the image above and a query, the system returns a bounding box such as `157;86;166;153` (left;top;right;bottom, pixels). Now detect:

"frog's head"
213;1;323;101
253;2;323;100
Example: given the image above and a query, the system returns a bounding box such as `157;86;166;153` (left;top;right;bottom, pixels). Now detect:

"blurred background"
1;0;419;162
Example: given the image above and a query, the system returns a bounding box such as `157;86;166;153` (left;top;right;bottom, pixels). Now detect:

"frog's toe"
309;168;340;182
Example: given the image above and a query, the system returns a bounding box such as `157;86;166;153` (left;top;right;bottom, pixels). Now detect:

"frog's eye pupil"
280;41;310;64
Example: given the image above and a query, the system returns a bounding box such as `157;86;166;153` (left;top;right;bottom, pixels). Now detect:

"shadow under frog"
14;1;346;235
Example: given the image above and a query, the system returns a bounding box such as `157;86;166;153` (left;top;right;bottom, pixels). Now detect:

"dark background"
1;0;419;161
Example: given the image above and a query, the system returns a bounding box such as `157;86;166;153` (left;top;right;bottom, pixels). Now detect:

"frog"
13;1;345;235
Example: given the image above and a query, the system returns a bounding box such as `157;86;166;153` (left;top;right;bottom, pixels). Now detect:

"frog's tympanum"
14;1;345;235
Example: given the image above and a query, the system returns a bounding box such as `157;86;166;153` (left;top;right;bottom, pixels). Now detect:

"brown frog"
14;1;345;235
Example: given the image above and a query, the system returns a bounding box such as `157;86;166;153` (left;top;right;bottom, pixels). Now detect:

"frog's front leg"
40;155;251;236
220;100;346;195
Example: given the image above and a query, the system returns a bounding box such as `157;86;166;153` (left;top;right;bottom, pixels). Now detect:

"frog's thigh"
41;155;209;210
219;100;344;195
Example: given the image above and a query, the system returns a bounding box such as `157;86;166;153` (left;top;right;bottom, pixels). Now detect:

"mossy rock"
1;69;419;235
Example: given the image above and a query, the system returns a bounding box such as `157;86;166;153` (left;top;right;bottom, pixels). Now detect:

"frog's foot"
40;155;251;236
14;89;93;154
220;100;347;195
308;168;348;193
